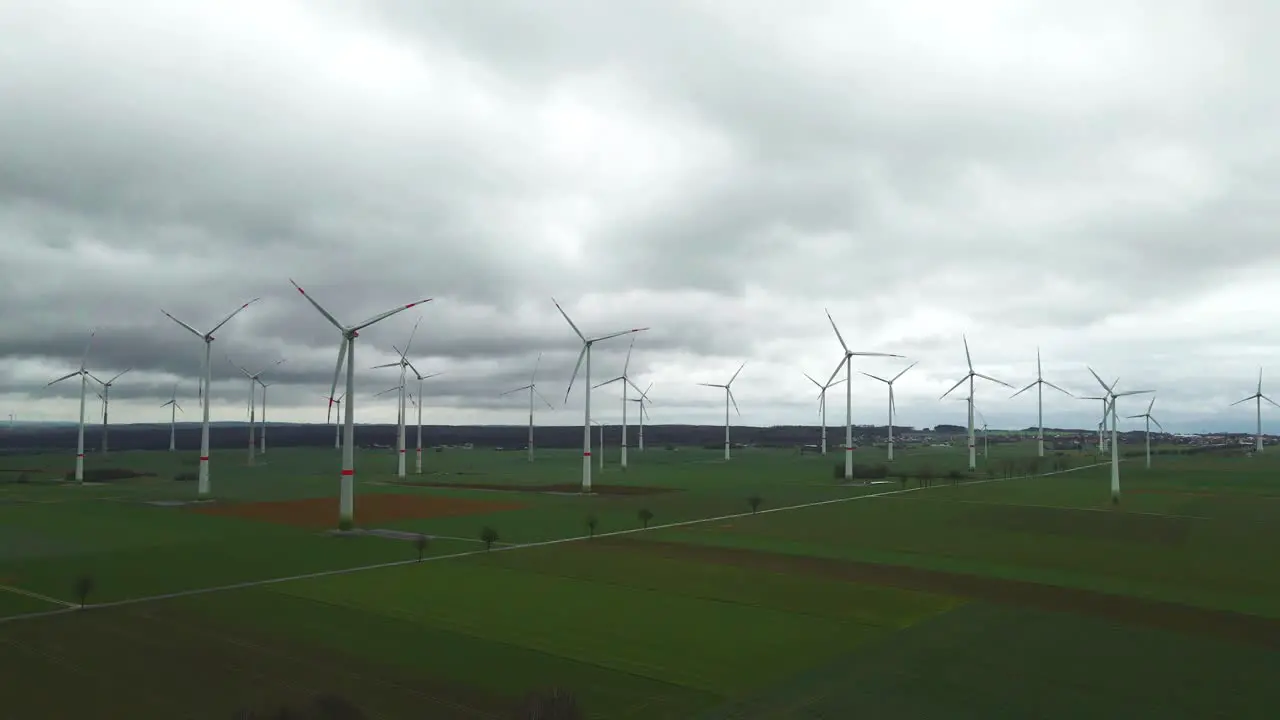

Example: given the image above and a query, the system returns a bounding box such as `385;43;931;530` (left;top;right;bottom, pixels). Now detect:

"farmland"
1;441;1278;718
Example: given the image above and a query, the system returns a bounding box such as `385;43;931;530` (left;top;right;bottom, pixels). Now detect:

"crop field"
0;440;1278;718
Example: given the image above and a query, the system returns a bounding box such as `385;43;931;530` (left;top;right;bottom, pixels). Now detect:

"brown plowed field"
188;493;526;528
598;537;1280;649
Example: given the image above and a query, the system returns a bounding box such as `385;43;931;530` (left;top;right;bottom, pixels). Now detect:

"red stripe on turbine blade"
341;469;355;476
296;287;305;294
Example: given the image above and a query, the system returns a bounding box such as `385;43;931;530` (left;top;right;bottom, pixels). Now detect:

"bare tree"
637;508;653;529
585;515;598;538
74;573;94;609
747;495;762;514
481;526;499;551
414;534;429;562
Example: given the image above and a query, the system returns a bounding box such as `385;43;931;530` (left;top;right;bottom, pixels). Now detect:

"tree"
585;515;598;539
481;526;499;551
918;465;933;488
748;495;762;514
637;508;653;529
74;573;94;609
414;534;429;562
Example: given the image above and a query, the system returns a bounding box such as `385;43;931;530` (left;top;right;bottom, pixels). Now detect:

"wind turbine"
45;331;95;483
160;384;183;452
374;382;407;473
229;356;284;466
593;337;646;470
698;362;746;461
1126;396;1164;469
291;279;430;529
1231;368;1278;453
803;372;846;455
258;380;273;454
627;382;653;451
971;401;990;460
403;364;442;474
1010;349;1073;457
554;298;648;493
372;318;422;479
824;310;904;481
1087;367;1153;504
1078;395;1109;452
861;362;917;462
940;336;1012;471
87;368;130;454
501;353;555;463
162;299;260;498
323;393;345;450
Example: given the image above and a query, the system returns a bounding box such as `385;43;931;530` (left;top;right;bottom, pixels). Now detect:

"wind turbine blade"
1263;395;1280;409
823;356;846;389
890;361;918;383
1150;416;1164;432
963;335;972;371
593;327;650;343
108;368;131;384
828;377;846;389
728;361;746;386
860;371;889;384
1259;367;1264;394
803;372;822;388
1036;347;1043;378
643;381;653;396
160;400;173;407
640;403;650;421
87;372;106;386
207;298;261;337
326;337;348;424
939;374;970;399
1125;414;1143;419
534;387;556;410
824;309;850;353
591;377;624;389
1115;389;1154;397
375;386;400;397
697;383;724;388
1146;396;1156;414
564;344;588;403
352;298;432;332
532;352;542;384
1010;381;1036;399
500;384;534;396
46;370;80;386
161;311;204;339
622;336;635;375
1085;366;1115;394
551;298;587;341
624;376;647;397
402;316;422;358
175;403;183;413
974;372;1014;389
1230;395;1256;406
77;329;96;369
371;362;402;369
850;351;905;358
290;280;345;331
728;388;741;416
1042;380;1073;397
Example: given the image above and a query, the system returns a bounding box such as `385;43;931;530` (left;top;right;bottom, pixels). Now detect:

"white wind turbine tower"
1231;368;1278;453
403;363;442;474
501;353;555;463
1126;396;1164;469
230;356;284;466
160;384;183;452
258;379;273;455
88;369;130;454
45;331;96;483
971;401;990;460
940;336;1013;471
861;362;917;462
291;279;430;529
593;337;646;470
698;361;746;461
162;299;260;498
824;310;904;480
1010;349;1073;457
372;318;422;479
803;372;846;455
627;382;653;452
553;298;649;493
1087;367;1152;504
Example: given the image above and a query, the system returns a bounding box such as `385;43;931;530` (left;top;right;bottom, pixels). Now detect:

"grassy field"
0;439;1277;718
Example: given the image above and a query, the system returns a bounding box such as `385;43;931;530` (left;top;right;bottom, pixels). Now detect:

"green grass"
0;440;1277;717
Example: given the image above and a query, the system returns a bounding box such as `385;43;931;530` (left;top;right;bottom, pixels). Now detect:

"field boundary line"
0;461;1109;625
0;583;76;609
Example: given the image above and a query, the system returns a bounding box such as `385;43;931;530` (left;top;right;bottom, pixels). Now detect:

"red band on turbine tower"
583;452;592;457
199;456;209;461
341;469;354;476
400;449;405;453
77;453;84;458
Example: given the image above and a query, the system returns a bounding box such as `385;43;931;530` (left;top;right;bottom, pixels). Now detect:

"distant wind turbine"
1010;349;1072;457
1087;367;1153;504
1077;394;1110;452
162;298;260;498
803;372;846;455
861;362;917;462
593;337;646;470
1126;396;1164;469
501;353;556;463
824;310;904;481
372;318;422;479
940;336;1012;471
229;356;284;466
698;362;746;461
1231;368;1278;453
160;384;182;452
45;330;96;483
323;393;345;450
88;368;130;455
554;297;648;493
626;382;653;452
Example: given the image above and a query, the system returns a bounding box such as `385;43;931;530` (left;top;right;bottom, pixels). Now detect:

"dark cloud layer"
3;0;1280;434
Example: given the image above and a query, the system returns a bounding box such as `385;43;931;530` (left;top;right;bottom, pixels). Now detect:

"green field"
1;440;1278;718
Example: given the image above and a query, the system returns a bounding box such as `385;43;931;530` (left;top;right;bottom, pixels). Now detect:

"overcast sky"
3;0;1279;434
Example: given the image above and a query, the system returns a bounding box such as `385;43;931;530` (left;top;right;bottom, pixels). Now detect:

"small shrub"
74;574;94;608
748;495;763;514
637;508;653;529
585;515;598;538
414;534;429;562
481;526;499;550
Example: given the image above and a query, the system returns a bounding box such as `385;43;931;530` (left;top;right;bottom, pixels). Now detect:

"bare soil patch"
187;493;527;528
599;537;1280;649
390;480;677;496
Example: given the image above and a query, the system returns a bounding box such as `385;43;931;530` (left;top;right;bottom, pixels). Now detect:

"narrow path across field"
594;537;1280;649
